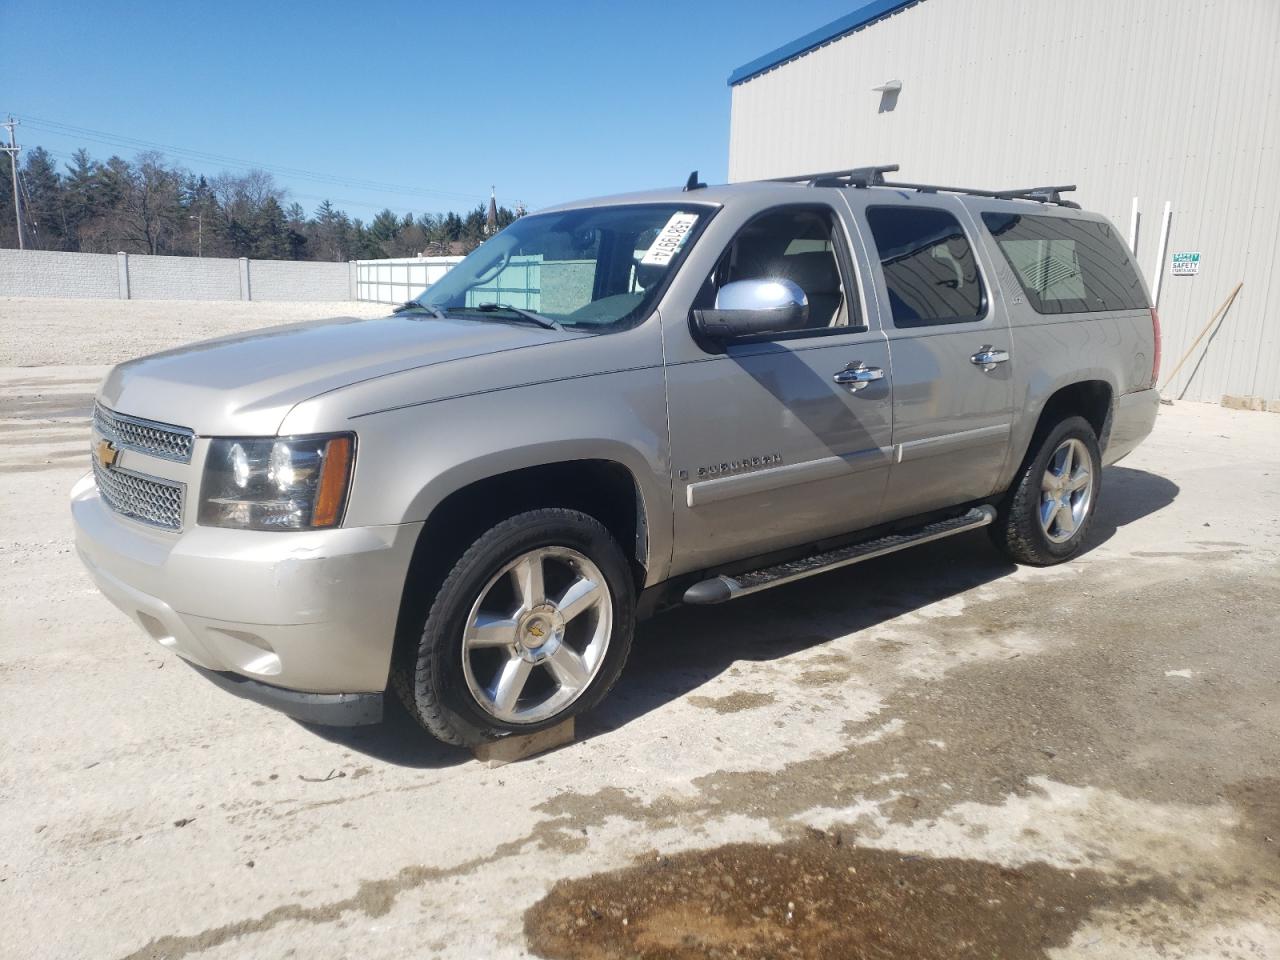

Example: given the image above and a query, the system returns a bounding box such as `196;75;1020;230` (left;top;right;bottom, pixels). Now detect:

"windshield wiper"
474;302;561;331
393;301;449;319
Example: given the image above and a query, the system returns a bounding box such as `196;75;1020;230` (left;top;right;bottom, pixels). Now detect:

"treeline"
0;146;520;261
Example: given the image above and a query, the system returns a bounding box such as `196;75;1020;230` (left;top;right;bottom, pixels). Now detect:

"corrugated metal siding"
728;0;1280;403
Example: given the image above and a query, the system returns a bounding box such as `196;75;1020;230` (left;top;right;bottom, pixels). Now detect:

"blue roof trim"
728;0;918;86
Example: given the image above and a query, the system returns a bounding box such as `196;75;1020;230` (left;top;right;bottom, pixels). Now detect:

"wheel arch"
1002;376;1114;491
391;452;658;678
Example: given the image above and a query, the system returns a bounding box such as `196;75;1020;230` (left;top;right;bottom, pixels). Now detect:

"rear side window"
865;206;986;327
981;212;1149;313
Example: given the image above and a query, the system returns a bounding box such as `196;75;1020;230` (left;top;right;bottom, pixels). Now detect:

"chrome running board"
682;506;996;605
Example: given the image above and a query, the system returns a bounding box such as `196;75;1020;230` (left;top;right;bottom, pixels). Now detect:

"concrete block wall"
0;249;358;302
0;249;119;299
246;259;353;301
126;254;241;300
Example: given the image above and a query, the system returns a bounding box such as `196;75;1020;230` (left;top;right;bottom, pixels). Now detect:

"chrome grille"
92;459;185;530
93;403;194;463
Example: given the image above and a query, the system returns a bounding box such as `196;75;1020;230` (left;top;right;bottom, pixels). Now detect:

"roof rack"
771;164;899;188
770;164;1080;207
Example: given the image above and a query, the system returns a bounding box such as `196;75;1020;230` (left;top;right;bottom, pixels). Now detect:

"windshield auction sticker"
641;212;699;267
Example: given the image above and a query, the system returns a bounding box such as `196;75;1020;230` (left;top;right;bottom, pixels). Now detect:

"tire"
990;415;1102;567
393;508;635;747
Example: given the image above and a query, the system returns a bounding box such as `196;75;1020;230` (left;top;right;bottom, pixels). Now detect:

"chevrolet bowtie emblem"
529;624;545;639
95;438;119;470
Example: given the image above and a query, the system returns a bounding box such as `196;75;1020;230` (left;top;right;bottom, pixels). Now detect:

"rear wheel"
991;415;1101;566
394;508;634;747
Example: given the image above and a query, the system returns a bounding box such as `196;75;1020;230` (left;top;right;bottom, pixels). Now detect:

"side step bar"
683;506;996;605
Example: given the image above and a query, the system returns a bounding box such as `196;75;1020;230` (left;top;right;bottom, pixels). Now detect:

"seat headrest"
776;251;842;294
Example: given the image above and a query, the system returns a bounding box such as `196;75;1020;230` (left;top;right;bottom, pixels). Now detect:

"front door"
663;203;894;576
850;197;1013;521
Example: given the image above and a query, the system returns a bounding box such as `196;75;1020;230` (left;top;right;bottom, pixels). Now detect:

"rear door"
848;195;1014;520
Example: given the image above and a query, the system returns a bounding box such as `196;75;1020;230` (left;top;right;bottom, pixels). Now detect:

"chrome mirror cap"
714;277;808;312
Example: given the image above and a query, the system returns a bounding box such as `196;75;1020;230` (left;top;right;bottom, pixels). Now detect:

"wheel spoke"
513;554;545;611
490;656;533;713
467;612;518;648
1040;495;1059;529
1049;445;1068;480
1067;468;1091;493
547;645;590;690
1056;502;1076;535
1062;441;1075;477
555;576;602;623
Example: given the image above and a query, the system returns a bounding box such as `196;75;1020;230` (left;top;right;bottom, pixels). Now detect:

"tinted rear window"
981;212;1149;314
865;206;985;327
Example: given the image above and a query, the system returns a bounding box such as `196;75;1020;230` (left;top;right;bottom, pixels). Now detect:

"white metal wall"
728;0;1280;404
355;257;463;305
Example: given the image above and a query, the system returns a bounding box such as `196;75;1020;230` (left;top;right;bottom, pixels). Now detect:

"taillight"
1150;307;1162;388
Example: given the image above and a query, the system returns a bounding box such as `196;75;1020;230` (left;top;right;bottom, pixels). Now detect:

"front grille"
94;403;194;463
92;459;185;530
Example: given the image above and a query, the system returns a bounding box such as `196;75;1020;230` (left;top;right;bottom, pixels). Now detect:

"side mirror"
693;278;809;341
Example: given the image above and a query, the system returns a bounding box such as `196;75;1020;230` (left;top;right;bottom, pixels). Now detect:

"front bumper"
186;662;383;725
71;472;423;719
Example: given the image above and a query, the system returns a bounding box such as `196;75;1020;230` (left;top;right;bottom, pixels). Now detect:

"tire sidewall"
1024;416;1102;560
416;510;635;744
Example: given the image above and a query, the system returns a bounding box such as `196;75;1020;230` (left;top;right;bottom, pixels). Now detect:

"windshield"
416;203;710;332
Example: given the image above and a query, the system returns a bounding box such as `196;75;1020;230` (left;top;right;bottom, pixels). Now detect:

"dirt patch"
795;669;849;687
1227;778;1280;868
525;836;1176;959
687;692;777;714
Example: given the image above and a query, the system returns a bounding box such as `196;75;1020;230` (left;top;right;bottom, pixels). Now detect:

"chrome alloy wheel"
1040;437;1094;543
461;546;612;724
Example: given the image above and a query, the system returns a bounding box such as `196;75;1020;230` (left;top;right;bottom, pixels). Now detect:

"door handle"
833;361;885;390
970;346;1010;370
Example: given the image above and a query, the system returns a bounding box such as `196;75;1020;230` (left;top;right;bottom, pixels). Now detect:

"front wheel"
393;508;635;747
990;415;1102;566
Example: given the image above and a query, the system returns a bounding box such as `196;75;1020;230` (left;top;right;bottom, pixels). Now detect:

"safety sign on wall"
1171;251;1201;276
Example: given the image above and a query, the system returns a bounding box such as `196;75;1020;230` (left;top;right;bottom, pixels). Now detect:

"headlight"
198;434;354;531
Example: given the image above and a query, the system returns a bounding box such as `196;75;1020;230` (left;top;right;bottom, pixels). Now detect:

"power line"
11;112;504;205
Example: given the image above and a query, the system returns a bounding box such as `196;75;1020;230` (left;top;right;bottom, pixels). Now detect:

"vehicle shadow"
304;465;1177;767
582;464;1178;739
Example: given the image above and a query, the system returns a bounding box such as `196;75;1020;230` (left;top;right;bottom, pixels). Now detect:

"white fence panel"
355;257;463;304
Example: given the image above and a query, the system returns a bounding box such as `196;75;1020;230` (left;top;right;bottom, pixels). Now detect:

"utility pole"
2;116;24;250
188;212;203;257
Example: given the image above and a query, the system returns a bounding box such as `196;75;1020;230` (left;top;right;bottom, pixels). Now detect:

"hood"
99;313;568;436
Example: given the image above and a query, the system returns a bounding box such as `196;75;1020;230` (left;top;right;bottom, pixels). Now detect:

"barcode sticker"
640;212;699;267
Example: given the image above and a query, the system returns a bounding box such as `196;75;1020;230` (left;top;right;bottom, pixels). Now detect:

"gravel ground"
0;297;389;367
1;301;1278;959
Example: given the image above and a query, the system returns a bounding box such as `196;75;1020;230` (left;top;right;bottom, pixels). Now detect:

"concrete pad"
1;301;1278;958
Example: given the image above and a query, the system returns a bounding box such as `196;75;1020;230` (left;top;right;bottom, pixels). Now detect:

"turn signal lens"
311;436;352;528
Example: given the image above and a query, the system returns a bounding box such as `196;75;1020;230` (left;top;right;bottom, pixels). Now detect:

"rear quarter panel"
958;202;1155;490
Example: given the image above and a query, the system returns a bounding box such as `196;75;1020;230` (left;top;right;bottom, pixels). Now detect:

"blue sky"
1;0;855;219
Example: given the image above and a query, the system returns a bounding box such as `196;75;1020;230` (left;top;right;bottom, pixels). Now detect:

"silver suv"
72;166;1161;746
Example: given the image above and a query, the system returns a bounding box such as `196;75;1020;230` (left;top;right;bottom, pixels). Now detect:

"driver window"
714;207;861;330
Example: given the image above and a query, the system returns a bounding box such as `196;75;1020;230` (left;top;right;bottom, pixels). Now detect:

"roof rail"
767;164;1080;207
770;164;899;188
883;179;1080;208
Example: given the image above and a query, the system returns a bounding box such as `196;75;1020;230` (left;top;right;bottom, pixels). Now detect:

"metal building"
728;0;1280;406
